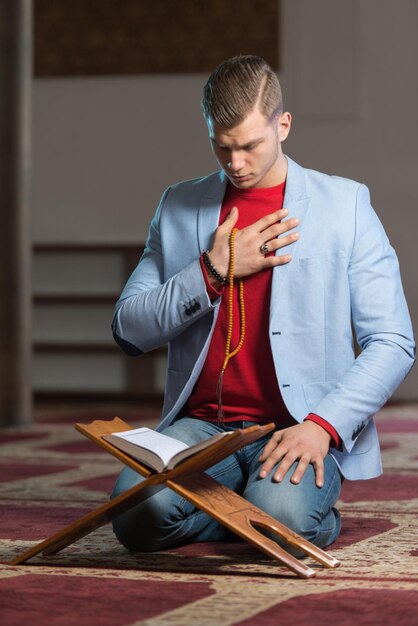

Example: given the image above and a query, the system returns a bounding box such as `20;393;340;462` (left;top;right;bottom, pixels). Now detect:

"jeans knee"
110;467;162;551
247;487;340;552
271;502;317;539
112;499;164;552
111;469;189;552
270;503;341;553
112;489;177;551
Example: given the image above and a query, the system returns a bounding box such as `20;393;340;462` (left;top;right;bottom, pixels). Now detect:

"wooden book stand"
11;417;340;578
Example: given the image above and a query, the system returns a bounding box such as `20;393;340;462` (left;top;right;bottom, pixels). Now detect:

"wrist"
304;415;339;447
207;273;224;291
199;255;224;298
207;248;229;278
304;419;332;442
202;250;228;285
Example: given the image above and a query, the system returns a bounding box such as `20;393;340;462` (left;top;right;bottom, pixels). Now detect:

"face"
207;107;291;189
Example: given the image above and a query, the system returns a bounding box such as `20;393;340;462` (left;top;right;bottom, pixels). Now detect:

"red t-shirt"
185;181;340;446
186;180;295;425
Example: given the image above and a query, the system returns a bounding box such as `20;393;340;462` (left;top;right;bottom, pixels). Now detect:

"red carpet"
1;405;417;625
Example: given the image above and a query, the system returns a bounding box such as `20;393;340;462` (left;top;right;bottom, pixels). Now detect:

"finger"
313;457;325;488
259;445;288;478
258;431;282;462
254;209;289;233
263;254;292;267
262;218;300;241
290;455;310;484
272;453;297;482
269;232;300;251
259;234;297;257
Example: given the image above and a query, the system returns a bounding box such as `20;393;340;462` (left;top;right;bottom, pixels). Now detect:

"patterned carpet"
1;405;418;625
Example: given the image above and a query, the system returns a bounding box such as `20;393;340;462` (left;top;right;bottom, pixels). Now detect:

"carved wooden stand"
11;417;340;578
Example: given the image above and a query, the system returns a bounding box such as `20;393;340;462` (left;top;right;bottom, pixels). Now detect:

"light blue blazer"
112;156;415;480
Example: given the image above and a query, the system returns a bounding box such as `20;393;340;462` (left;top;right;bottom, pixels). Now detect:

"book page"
111;427;189;467
167;431;233;469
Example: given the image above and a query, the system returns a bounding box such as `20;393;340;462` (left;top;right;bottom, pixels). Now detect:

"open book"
103;427;233;473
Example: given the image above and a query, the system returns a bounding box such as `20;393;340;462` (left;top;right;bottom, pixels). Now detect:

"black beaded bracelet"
202;251;227;285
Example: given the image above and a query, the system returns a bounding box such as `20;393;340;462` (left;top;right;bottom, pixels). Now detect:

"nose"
227;151;245;173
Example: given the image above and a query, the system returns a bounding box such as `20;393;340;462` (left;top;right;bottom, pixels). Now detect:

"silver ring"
260;242;269;255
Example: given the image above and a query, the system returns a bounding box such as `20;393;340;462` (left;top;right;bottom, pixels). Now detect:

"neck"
249;155;287;189
267;153;288;187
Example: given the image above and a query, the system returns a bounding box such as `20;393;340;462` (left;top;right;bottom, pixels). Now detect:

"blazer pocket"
302;380;339;410
298;251;347;265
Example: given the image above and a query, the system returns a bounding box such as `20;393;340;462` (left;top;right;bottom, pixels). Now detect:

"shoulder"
304;164;365;197
152;170;225;227
163;171;224;201
287;156;370;214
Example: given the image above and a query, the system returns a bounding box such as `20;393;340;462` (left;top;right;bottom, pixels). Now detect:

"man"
111;55;415;553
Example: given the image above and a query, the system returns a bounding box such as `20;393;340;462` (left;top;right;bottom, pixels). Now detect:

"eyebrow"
210;137;264;150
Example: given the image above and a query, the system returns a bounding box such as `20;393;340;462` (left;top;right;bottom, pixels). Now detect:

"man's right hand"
208;206;300;279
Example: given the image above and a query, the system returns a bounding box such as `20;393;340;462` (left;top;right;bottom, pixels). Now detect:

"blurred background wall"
31;0;417;402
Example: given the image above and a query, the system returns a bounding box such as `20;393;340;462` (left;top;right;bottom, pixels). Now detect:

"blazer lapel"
271;156;312;300
197;171;228;253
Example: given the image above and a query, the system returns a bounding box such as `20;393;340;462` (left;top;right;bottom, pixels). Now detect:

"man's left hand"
258;421;331;488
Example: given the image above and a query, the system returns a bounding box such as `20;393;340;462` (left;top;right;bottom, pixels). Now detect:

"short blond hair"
202;55;283;128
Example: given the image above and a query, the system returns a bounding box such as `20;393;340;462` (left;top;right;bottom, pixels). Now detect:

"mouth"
231;174;252;183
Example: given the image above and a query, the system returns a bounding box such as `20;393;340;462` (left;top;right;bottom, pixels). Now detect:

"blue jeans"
111;418;342;555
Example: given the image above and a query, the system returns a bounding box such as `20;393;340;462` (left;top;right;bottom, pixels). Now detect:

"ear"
277;112;291;142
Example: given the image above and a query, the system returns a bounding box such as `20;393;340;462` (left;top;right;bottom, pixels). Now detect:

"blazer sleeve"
310;184;415;452
111;188;219;355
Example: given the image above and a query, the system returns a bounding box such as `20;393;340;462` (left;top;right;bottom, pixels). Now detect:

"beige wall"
32;0;417;399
